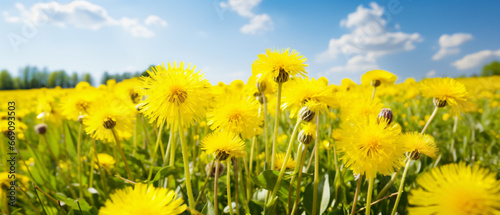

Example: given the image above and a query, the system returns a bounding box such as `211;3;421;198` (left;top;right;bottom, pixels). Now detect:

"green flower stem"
77;122;84;199
421;106;439;134
147;124;163;182
195;159;214;205
227;159;234;215
312;115;320;215
287;143;305;212
249;136;256;174
214;160;221;215
391;158;411;215
92;139;109;198
132;115;138;156
366;177;375;215
111;129;133;180
178;119;196;210
266;117;303;207
271;82;283;170
168;129;177;188
290;144;308;215
263;95;269;170
233;158;240;215
375;172;398;200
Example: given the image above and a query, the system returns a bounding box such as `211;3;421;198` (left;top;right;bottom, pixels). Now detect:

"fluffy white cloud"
318;2;422;73
452;49;500;70
144;15;167;27
432;33;473;60
220;0;273;34
426;70;436;78
2;1;166;38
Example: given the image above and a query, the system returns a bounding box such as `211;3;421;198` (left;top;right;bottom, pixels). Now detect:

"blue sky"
1;0;500;85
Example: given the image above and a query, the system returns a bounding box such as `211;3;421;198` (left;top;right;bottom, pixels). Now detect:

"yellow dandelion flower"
420;77;468;112
201;131;246;161
401;132;438;159
99;183;187;215
140;62;211;129
409;162;500;215
274;153;296;170
60;91;97;120
208;94;262;139
341;78;358;91
252;48;308;83
282;77;338;117
340;95;384;122
96;153;115;170
337;116;405;179
361;70;397;87
84;99;134;143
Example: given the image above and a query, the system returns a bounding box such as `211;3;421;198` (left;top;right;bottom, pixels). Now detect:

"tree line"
0;66;151;90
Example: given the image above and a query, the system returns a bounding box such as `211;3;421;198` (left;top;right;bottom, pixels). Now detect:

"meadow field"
1;49;500;215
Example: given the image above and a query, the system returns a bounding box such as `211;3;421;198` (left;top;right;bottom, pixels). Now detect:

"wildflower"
337;116;405;179
420;77;468;113
207;94;262;139
252;48;308;83
140;62;211;129
400;132;438;160
409;163;500;215
96;153;115;171
201;131;246;161
99;183;187;215
274;153;296;170
298;122;316;145
84;99;134;143
282;78;338;118
60;91;97;120
361;70;397;87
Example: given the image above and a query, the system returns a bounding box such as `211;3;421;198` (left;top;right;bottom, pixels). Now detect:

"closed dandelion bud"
103;117;117;129
298;130;314;145
256;81;267;92
371;79;381;87
299;106;315;122
433;97;447;108
274;68;289;83
34;123;48;135
409;150;421;160
257;95;264;104
377;108;393;125
205;162;225;178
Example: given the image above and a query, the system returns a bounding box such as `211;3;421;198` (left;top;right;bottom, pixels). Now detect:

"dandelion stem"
287;143;304;212
233;158;240;215
366;177;374;215
263;95;269;170
77;122;84;199
391;158;411;215
371;86;377;101
312;115;320;215
421;106;439;134
111;129;133;181
227;159;234;215
178;118;196;210
266;117;302;207
249;136;256;175
196;159;215;205
271;82;283;170
376;171;398;200
214;160;221;215
92;139;109;197
147;124;163;182
351;175;363;215
168;129;177;188
290;144;308;215
132;115;138;156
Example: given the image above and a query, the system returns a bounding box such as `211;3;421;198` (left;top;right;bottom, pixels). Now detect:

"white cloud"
144;15;167;27
432;33;473;60
240;14;272;34
318;2;423;74
2;1;166;38
426;70;436;78
220;0;273;34
452;49;500;70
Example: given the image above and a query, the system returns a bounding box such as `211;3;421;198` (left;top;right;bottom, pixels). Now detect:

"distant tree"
47;72;57;88
481;61;500;76
101;71;110;84
71;72;79;87
83;73;93;85
0;70;14;90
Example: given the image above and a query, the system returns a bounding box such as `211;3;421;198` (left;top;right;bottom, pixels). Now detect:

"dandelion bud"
299;106;315;122
34;123;48;135
256;81;267;92
205;162;225;178
298;130;314;145
103;117;116;129
78;115;84;124
433;98;447;108
257;95;265;104
371;79;381;87
409;150;421;160
274;68;289;83
377;108;393;125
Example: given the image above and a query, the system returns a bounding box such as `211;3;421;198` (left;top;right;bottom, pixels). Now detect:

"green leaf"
303;173;329;215
248;199;264;215
251;170;291;200
151;166;177;182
